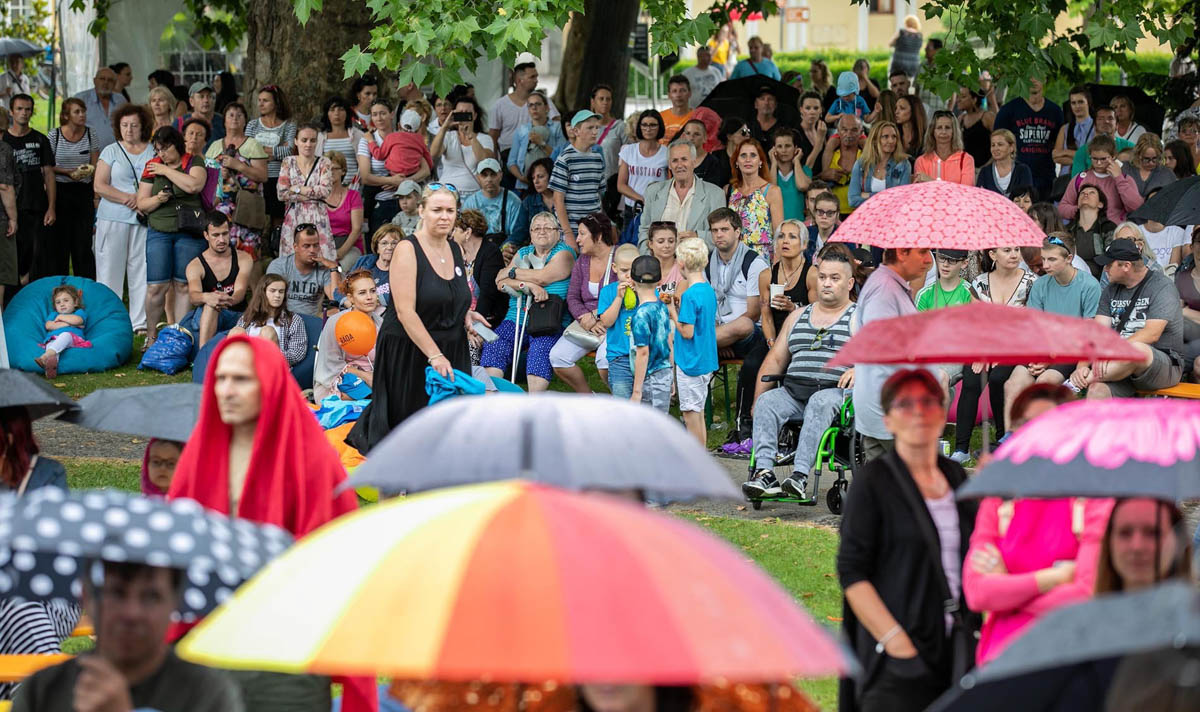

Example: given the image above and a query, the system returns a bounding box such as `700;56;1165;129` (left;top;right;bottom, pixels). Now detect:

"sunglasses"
427;183;459;193
890;396;942;413
649;220;677;229
809;328;829;351
295;223;318;233
813;208;839;218
737;126;752;136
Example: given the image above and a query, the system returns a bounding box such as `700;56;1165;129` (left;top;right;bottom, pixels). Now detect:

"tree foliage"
900;0;1196;98
1;0;53;47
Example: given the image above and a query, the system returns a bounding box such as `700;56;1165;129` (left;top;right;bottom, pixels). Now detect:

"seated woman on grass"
315;269;384;402
230;273;307;366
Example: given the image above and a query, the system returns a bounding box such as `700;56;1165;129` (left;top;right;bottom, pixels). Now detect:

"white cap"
399;109;421;131
474;158;502;175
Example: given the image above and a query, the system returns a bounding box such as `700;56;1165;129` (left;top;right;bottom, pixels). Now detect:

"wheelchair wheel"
751;499;763;511
827;480;848;515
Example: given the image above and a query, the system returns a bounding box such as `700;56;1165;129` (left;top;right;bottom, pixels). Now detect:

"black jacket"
975;162;1033;199
836;450;981;711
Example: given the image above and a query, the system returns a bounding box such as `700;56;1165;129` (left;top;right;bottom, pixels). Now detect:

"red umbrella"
829;182;1045;250
828;302;1143;369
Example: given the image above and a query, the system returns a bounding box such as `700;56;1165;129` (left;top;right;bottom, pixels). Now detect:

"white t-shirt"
617;143;668;208
682;65;725;107
488;94;560;151
1142;225;1190;268
439;130;495;196
709;250;768;325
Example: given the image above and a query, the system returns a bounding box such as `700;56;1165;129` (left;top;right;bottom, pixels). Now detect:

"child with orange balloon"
314;270;384;402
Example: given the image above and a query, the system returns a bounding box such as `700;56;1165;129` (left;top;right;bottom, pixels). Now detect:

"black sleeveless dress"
346;235;471;453
768;260;811;335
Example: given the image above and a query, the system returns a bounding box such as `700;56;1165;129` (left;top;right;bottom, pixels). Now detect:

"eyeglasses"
936;254;966;264
531;226;559;233
813;208;839;218
889;395;942;413
809;327;829;351
427;183;459;193
639;122;660;129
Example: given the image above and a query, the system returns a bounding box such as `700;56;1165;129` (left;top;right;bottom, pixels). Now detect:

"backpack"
704;249;760;283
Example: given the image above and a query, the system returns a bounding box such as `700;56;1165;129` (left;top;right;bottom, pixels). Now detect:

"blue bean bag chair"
3;277;133;374
192;313;322;389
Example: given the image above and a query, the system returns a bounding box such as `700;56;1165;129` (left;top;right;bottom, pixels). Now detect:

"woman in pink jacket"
913;109;976;185
962;384;1114;665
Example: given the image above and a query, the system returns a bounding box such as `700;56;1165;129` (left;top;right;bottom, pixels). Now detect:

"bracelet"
875;624;903;654
427;353;444;364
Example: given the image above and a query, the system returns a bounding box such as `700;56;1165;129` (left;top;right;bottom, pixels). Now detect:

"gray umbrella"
929;582;1200;711
345;393;740;500
0;38;43;59
58;383;202;443
0;368;79;420
0;488;293;621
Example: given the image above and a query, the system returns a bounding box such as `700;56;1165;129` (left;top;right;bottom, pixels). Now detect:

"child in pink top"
367;109;432;177
963;496;1113;664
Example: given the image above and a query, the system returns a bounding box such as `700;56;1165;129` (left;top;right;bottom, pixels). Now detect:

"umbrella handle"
981;367;991;456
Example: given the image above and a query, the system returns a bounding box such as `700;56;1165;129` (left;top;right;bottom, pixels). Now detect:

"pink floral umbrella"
829;182;1046;250
958;398;1200;501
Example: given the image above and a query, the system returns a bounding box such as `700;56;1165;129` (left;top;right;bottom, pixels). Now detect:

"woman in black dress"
347;185;488;453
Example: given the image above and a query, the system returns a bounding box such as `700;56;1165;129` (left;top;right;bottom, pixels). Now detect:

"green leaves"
340;45;376;80
293;0;323;25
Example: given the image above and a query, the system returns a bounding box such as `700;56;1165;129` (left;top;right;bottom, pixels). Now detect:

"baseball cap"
1094;238;1142;265
836;71;859;97
570;109;601;127
397;180;420;197
756;85;777;100
474;158;502;175
936;248;968;260
399;109;421;131
630;255;662;285
188;81;213;96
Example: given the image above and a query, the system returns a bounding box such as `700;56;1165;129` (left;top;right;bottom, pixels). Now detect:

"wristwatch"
508;267;517;280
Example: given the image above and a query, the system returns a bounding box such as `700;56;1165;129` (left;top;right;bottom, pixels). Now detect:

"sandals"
34;351;58;379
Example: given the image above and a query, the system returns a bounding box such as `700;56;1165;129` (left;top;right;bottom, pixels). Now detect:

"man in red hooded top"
168;334;377;712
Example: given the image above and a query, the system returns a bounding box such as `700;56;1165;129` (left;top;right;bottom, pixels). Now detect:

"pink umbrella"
829;182;1045;250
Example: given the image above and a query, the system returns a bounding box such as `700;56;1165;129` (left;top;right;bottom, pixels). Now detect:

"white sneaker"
949;451;971;464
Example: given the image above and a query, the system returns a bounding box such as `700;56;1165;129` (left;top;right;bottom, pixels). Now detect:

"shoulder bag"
227;140;269;230
173;155;207;236
561;249;615;351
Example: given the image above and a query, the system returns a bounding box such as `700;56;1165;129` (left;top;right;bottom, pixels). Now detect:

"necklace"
777;257;804;289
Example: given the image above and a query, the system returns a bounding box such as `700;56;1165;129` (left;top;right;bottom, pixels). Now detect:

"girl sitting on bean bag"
34;286;91;379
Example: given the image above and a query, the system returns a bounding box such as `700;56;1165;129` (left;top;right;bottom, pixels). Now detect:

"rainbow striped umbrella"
178;480;855;683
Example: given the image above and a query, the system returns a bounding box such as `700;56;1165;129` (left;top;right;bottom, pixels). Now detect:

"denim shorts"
147;228;205;284
608;356;633;399
180;305;242;334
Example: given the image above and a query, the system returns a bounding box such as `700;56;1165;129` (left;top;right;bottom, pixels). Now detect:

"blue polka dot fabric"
0;489;293;621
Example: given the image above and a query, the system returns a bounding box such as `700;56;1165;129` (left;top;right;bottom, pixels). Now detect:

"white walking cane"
510;290;532;383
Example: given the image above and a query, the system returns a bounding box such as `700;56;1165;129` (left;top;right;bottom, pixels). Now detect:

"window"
870;0;895;12
5;0;32;18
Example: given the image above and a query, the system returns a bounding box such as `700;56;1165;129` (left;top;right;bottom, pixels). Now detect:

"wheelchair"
745;375;865;514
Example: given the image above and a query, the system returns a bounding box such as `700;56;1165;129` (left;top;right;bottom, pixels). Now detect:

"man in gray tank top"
743;247;858;500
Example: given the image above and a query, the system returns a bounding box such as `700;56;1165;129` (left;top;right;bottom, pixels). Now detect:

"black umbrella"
0;488;293;621
929;582;1200;711
0;368;79;420
1085;83;1165;139
0;38;43;59
698;76;802;129
58;383;202;443
1127;175;1200;227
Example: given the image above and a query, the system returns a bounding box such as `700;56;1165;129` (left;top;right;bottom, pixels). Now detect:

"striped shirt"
245;118;297;178
322;136;358;184
357;134;396;201
785;303;856;386
48;127;96;184
548;144;604;231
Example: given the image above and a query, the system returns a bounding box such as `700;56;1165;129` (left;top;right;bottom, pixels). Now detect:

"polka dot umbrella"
0;488;293;622
828;181;1046;250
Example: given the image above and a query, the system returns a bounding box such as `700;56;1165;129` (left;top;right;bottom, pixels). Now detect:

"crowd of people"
0;21;1198;712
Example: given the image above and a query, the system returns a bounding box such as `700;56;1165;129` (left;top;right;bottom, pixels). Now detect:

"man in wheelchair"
742;246;857;500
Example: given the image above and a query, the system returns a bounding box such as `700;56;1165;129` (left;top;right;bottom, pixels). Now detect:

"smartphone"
451;111;473;122
471;322;499;342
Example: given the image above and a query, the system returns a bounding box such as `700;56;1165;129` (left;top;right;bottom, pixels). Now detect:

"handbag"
175;203;206;236
233;188;268;230
525;295;566;337
562;249;615;351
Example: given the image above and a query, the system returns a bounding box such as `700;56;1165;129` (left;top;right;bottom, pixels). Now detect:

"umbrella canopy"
958;398;1200;501
929;582;1198;712
1127;175;1200;227
1085;83;1166;142
344;393;740;500
177;480;856;683
827;302;1145;369
0;38;43;59
0;368;79;420
0;488;293;620
58;383;202;442
698;76;802;130
829;182;1045;250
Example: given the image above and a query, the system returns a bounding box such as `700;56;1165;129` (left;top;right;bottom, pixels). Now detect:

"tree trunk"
556;0;640;116
244;0;377;123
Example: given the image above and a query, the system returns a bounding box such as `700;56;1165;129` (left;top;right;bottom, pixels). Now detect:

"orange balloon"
334;310;377;357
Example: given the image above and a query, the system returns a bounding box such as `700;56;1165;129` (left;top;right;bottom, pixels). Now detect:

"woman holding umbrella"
838;369;979;712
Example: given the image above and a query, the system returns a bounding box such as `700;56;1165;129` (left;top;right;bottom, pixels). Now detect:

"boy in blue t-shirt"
598;245;641;398
629;255;673;412
666;237;718;444
825;71;878;126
